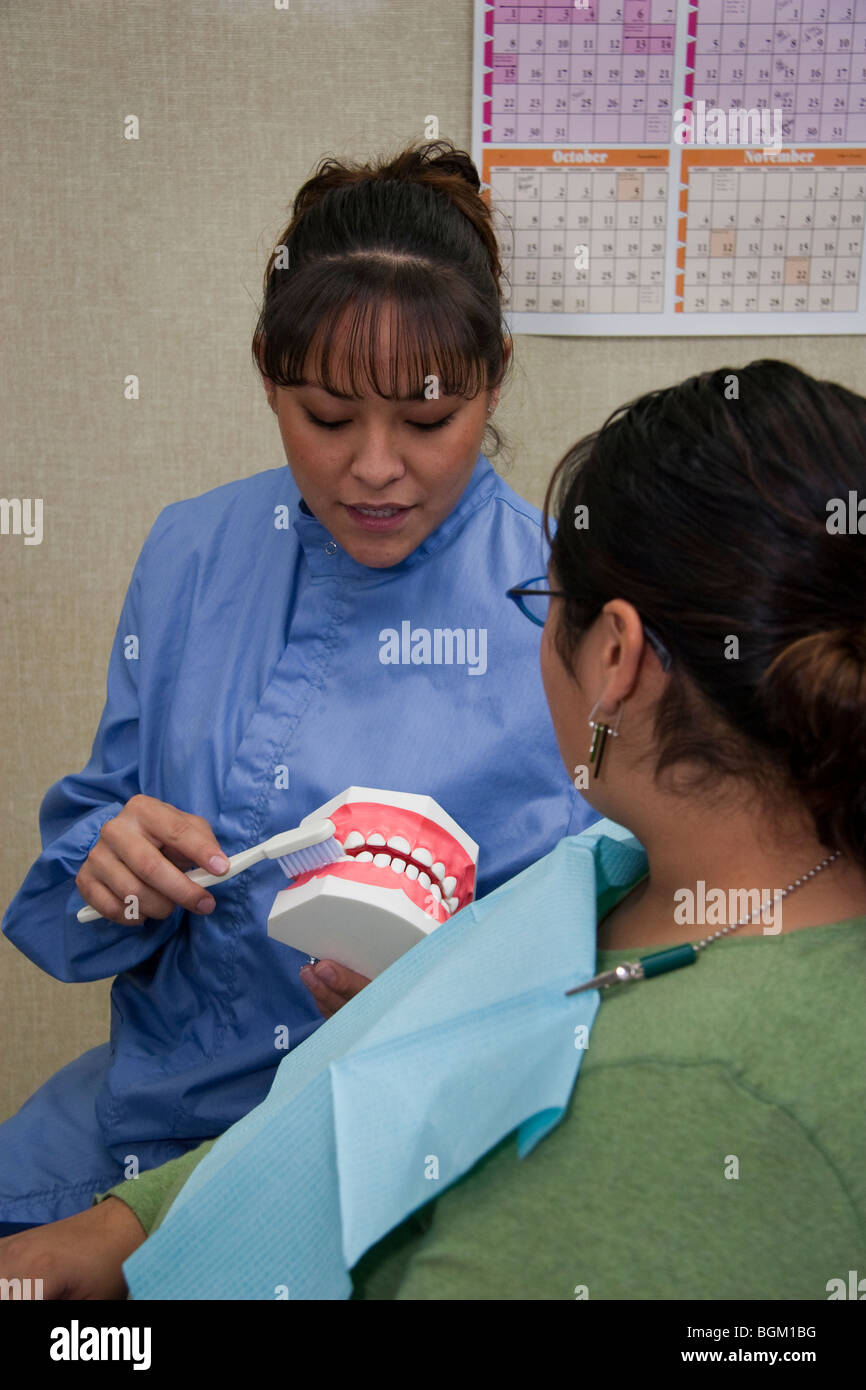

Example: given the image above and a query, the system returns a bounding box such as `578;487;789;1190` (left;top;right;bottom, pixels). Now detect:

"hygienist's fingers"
299;960;372;1019
74;870;147;926
77;837;193;923
124;795;229;879
77;795;227;920
324;961;372;999
299;965;345;1018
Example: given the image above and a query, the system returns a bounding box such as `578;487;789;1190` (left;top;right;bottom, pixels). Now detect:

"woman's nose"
348;433;408;486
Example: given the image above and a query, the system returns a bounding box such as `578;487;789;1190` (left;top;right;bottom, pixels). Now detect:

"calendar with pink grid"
487;1;678;145
688;0;866;146
473;0;866;332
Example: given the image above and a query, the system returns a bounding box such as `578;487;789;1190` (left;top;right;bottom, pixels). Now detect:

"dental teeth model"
267;787;479;979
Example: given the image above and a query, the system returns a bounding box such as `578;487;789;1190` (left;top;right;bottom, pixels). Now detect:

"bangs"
258;260;497;400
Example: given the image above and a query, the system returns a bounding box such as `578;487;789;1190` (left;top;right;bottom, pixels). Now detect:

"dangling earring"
587;699;623;778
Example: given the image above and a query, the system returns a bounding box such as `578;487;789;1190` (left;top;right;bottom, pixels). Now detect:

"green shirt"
96;917;866;1300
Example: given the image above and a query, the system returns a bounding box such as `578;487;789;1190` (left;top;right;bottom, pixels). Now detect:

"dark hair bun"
396;142;481;191
760;627;866;864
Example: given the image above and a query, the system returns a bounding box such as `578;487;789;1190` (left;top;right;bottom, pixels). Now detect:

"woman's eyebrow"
295;379;360;401
296;379;459;404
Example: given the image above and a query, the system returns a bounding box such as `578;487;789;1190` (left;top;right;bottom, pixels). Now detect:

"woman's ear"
597;601;649;707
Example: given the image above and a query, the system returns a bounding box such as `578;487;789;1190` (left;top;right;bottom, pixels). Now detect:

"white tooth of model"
267;787;479;979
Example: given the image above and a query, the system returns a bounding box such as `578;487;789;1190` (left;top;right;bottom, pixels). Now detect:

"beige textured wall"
1;0;864;1124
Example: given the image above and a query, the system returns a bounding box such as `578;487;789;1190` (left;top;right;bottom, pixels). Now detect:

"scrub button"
323;540;338;555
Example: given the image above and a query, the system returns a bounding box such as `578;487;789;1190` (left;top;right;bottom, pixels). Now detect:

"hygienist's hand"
300;959;371;1018
76;793;231;924
0;1197;146;1300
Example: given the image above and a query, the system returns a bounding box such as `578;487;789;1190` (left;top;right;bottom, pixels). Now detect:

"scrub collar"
293;455;498;581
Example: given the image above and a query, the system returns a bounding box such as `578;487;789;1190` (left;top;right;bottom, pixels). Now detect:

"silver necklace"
566;850;843;997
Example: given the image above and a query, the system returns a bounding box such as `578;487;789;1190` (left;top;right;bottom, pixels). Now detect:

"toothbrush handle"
185;845;263;889
76;844;264;923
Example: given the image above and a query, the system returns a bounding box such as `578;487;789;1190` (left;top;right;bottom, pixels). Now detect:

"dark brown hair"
251;140;511;454
543;360;866;868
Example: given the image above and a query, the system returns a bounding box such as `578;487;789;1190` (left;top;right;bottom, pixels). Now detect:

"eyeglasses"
506;575;673;672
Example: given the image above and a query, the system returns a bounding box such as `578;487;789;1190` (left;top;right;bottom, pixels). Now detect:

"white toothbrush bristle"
277;837;345;879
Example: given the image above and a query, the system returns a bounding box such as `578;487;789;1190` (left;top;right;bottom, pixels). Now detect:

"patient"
1;359;863;1299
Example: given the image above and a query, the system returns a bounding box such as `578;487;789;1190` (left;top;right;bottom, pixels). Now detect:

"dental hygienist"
0;140;597;1229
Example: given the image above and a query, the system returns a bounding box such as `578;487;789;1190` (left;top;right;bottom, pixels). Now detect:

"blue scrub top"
2;454;597;1166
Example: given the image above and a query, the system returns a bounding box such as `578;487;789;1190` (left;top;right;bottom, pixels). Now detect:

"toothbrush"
76;819;344;923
